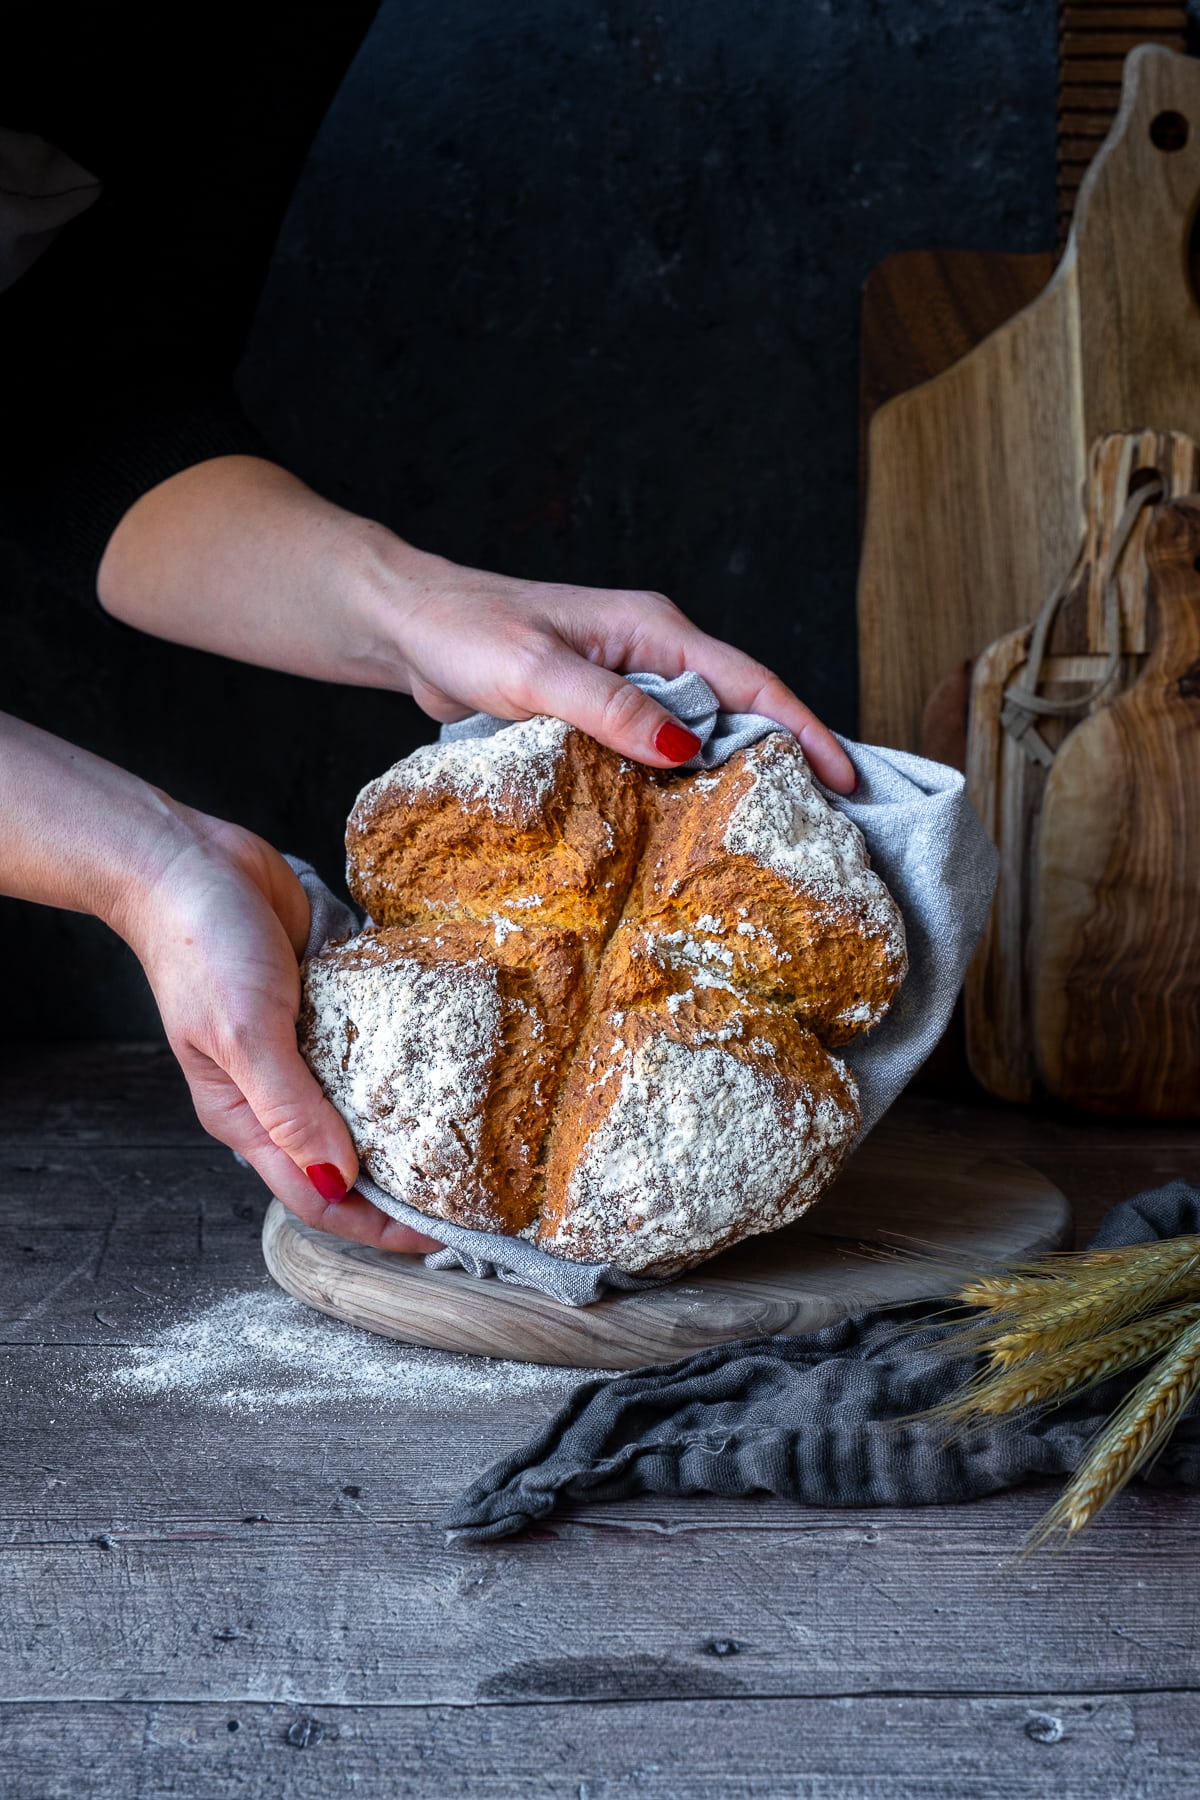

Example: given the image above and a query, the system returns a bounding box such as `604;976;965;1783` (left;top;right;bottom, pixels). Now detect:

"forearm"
0;711;199;938
96;455;432;688
96;453;859;791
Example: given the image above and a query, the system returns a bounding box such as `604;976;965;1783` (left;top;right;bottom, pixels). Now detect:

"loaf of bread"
299;718;907;1275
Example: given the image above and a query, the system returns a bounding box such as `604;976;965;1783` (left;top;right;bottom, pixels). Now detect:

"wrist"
98;454;455;693
336;516;457;690
0;710;208;937
95;790;213;947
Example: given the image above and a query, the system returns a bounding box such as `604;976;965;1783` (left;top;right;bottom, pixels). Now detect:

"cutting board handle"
859;45;1200;753
1071;44;1200;430
1136;498;1200;681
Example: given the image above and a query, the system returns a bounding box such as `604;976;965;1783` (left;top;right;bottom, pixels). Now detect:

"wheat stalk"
955;1272;1055;1308
917;1301;1200;1433
1075;1236;1200;1271
1025;1317;1200;1552
926;1251;1200;1376
985;1255;1200;1367
954;1236;1200;1311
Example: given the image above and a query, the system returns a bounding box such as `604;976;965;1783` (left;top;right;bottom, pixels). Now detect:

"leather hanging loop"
1001;474;1166;765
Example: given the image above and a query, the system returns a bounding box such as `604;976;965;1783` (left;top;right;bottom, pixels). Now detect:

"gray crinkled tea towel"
439;668;779;770
287;670;998;1305
443;1183;1200;1543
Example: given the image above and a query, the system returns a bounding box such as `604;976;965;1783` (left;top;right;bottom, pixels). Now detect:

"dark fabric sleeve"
0;1;380;608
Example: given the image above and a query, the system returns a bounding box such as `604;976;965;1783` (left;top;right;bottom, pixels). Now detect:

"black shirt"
0;1;380;603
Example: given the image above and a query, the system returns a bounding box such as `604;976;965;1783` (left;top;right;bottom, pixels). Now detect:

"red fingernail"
306;1162;348;1203
654;720;702;763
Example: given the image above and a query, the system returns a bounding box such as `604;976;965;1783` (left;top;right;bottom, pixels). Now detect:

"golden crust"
300;920;586;1234
346;719;645;940
536;979;859;1271
301;723;908;1270
632;737;906;1043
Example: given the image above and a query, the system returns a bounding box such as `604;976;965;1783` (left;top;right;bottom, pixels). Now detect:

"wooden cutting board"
1033;495;1200;1114
858;44;1200;754
965;428;1200;1102
261;1118;1071;1369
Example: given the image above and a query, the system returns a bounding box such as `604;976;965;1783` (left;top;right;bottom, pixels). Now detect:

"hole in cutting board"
1127;465;1164;498
1151;110;1189;153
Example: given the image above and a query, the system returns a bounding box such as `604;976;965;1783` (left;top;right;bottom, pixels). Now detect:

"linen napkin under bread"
289;671;999;1304
442;1182;1200;1543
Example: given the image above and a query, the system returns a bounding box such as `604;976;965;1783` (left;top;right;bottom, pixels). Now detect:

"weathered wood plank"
0;1147;271;1344
1;1392;1197;1710
3;1038;1200;1773
0;1691;1194;1800
0;1041;199;1144
5;1124;1198;1346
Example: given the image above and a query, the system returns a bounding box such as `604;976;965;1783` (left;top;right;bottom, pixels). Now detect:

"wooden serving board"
261;1119;1071;1369
965;428;1200;1103
1033;495;1200;1114
858;44;1200;755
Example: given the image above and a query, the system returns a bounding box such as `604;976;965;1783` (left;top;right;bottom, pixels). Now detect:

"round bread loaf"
299;719;907;1275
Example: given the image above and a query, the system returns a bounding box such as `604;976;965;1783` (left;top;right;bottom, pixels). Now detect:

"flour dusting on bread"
724;735;904;961
350;715;572;827
303;950;498;1209
540;1034;855;1272
302;719;908;1274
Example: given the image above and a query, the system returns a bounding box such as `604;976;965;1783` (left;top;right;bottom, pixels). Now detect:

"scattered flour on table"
101;1288;604;1417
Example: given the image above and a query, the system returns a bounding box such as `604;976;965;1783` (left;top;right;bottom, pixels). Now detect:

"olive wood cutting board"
1033;495;1200;1114
858;44;1200;755
261;1119;1071;1369
965;428;1200;1104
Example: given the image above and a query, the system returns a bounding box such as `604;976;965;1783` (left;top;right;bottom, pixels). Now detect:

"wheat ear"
913;1301;1200;1433
987;1255;1200;1366
955;1273;1056;1309
936;1253;1200;1373
1024;1317;1200;1553
954;1237;1200;1313
1076;1236;1200;1271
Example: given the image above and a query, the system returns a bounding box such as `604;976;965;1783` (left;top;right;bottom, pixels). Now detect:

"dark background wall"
1;0;1056;1039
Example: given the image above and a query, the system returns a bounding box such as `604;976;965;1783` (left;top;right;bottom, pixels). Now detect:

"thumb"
521;649;702;767
226;1000;360;1203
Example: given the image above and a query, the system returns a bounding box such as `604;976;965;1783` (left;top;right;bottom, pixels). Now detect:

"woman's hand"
356;549;859;790
0;710;439;1253
97;456;858;791
119;813;444;1255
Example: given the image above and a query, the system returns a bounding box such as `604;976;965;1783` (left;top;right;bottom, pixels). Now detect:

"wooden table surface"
2;1042;1199;1799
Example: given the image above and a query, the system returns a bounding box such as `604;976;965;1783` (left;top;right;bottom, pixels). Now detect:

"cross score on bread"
299;721;907;1275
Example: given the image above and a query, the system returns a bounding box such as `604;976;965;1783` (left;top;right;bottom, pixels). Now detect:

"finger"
511;645;705;767
211;1082;444;1252
619;615;858;795
216;999;364;1203
255;1143;446;1254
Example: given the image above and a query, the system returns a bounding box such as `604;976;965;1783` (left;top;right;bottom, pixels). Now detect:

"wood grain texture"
260;1125;1071;1368
965;430;1200;1103
858;249;1055;521
858;45;1200;754
5;1692;1199;1800
3;1440;1199;1705
3;1046;1200;1797
1033;498;1200;1113
1057;1;1189;243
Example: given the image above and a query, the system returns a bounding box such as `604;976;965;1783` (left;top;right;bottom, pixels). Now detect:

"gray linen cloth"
443;1183;1200;1543
290;671;998;1304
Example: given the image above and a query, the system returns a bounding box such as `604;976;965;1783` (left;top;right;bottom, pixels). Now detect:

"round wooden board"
261;1119;1072;1369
